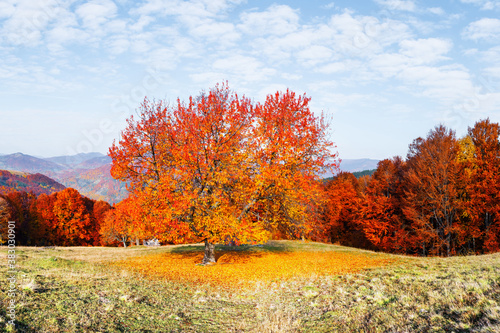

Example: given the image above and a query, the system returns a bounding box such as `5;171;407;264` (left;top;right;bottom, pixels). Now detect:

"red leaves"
109;83;338;252
321;120;500;256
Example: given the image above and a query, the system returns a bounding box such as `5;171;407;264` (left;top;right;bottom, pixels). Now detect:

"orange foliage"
361;157;407;253
52;188;96;246
322;172;370;249
109;83;337;263
465;119;500;253
109;249;395;289
325;120;500;256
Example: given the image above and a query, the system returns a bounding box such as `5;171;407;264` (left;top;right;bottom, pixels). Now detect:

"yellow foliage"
109;249;395;289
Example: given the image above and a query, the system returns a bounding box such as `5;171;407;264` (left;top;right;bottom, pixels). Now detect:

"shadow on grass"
169;241;291;263
170;241;290;254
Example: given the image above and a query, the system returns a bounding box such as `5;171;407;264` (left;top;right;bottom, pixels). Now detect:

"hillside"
0;169;66;195
0;152;127;203
48;164;127;204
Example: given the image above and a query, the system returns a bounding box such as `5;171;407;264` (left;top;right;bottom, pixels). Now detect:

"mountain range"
0;152;126;203
0;152;380;203
338;158;380;172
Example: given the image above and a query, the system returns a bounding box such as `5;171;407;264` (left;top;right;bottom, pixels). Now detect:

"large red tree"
109;83;337;264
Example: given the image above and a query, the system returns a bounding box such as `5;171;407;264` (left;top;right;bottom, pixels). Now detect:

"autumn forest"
1;85;499;258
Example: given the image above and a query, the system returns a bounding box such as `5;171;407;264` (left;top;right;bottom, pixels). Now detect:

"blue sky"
1;0;499;160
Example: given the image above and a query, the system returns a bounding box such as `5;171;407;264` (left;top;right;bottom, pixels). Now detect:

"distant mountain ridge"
0;152;126;203
0;153;66;173
339;158;380;173
321;158;380;178
45;152;105;166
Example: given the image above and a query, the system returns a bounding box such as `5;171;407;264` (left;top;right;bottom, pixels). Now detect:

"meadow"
1;241;499;332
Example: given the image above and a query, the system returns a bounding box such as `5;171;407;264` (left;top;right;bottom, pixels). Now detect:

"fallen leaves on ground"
108;249;396;289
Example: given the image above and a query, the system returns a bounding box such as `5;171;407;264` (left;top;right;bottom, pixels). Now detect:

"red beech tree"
99;198;141;247
403;125;461;256
52;188;95;246
322;172;370;249
361;157;409;253
466;119;500;252
93;200;112;245
109;83;337;264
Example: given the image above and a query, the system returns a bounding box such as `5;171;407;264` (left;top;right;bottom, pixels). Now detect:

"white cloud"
375;0;417;12
212;55;276;82
0;1;16;19
0;0;63;46
130;15;154;32
480;46;500;78
280;73;302;80
238;5;299;36
47;25;89;45
107;37;130;55
132;0;240;19
398;65;473;104
76;0;118;30
399;38;452;64
188;20;240;45
296;45;333;66
317;62;350;74
463;18;500;41
460;0;500;10
427;7;445;15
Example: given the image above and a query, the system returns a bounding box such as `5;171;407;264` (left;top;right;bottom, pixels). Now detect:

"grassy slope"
0;241;499;333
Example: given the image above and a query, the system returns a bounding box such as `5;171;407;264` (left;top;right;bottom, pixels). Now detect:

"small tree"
109;83;336;264
99;198;140;247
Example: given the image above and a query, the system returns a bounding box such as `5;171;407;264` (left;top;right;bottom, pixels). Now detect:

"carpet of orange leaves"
109;249;396;289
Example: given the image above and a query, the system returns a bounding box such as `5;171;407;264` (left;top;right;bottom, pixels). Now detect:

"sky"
1;0;499;160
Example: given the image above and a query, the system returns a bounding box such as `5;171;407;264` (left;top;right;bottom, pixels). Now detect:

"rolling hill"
0;170;66;196
50;164;127;204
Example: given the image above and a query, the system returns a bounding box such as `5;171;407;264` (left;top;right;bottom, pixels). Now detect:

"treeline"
1;119;499;256
0;188;111;246
0;187;170;247
318;119;500;256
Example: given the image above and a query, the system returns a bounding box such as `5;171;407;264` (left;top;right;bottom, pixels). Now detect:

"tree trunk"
136;238;139;246
201;239;216;265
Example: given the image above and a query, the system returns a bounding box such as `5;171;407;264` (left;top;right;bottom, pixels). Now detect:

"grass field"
1;241;499;332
